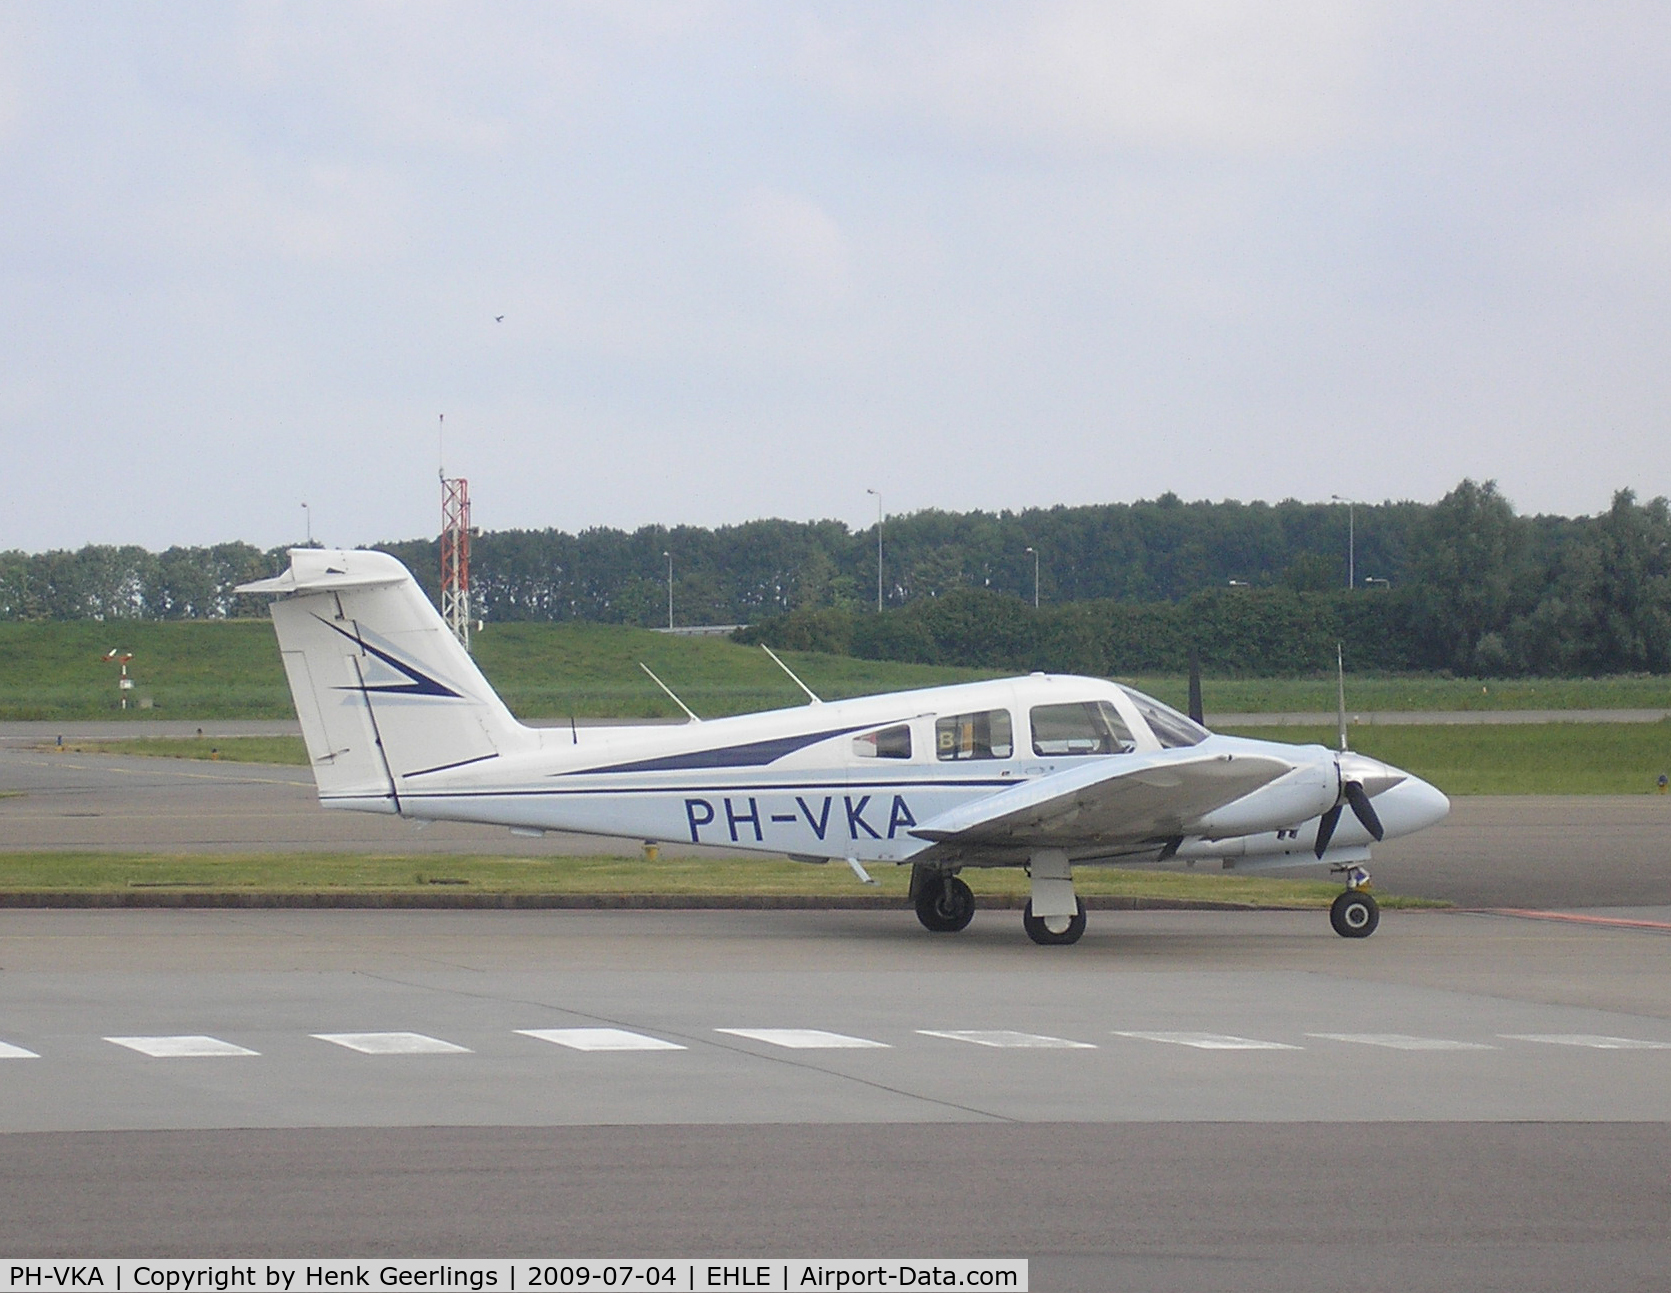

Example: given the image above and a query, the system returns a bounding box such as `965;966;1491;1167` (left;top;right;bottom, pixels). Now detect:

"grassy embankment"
5;618;1670;721
0;620;996;721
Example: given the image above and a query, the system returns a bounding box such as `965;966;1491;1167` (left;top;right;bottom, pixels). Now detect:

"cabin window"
935;709;1013;761
1029;700;1136;756
1119;686;1209;748
853;724;912;759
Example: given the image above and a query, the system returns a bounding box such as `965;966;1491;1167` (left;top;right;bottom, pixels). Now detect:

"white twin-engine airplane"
240;548;1449;946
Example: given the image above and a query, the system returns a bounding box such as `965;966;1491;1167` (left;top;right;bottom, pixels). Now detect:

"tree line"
3;481;1668;676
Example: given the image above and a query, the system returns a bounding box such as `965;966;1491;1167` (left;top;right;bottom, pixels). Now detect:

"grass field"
65;718;1671;796
1219;722;1671;795
0;850;1443;907
1161;674;1671;714
4;618;1669;721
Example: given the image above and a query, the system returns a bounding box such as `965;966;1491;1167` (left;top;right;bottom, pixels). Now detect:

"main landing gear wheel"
1330;889;1380;939
1023;898;1087;946
915;873;975;933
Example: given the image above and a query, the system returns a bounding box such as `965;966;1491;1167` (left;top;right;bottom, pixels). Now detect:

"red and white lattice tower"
440;470;472;651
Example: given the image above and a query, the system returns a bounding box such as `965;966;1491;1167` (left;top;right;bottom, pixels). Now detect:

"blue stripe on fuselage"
561;723;878;776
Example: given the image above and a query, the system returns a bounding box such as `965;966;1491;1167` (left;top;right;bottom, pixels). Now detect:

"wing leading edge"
908;749;1296;858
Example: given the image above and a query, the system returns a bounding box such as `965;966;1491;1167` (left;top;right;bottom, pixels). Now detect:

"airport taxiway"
2;905;1671;1289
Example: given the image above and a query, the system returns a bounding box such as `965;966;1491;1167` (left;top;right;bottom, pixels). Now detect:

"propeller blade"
1343;780;1384;841
1314;803;1343;859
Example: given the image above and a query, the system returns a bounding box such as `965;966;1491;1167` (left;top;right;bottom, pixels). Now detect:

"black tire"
1023;898;1087;946
1330;889;1379;939
915;873;975;933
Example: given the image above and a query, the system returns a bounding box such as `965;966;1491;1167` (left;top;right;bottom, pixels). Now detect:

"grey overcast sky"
3;2;1669;552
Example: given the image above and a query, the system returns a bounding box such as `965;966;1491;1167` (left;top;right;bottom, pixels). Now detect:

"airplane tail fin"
238;549;534;810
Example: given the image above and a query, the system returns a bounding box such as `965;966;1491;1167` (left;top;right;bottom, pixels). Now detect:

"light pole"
301;502;311;545
866;488;883;612
1330;495;1356;589
1024;546;1039;608
663;551;673;630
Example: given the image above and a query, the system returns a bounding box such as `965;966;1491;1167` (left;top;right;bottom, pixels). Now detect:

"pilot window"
1029;700;1136;756
853;724;912;759
935;709;1013;761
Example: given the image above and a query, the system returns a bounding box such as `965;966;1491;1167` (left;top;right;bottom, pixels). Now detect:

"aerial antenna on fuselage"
1336;642;1349;753
761;644;822;704
639;662;701;723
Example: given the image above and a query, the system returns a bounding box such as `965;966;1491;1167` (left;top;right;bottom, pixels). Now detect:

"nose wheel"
1329;888;1379;938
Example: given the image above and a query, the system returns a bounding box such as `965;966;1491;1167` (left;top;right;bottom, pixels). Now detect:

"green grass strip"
58;736;310;764
0;851;1441;908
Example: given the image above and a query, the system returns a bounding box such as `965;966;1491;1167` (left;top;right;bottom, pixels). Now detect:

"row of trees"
3;483;1669;676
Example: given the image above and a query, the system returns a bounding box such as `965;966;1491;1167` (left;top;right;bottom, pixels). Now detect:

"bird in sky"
495;315;504;322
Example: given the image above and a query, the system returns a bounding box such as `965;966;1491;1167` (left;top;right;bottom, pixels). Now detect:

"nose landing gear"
1329;865;1379;938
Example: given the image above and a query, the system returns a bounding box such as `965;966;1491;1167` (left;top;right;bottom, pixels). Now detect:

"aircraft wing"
908;749;1294;856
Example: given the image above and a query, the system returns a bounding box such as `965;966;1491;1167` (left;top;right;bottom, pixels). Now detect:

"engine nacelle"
1192;756;1336;839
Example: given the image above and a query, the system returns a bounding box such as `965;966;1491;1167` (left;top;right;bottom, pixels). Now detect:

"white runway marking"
1500;1034;1671;1050
1113;1030;1300;1051
313;1032;472;1055
517;1028;685;1051
716;1028;890;1049
1309;1033;1497;1051
105;1035;258;1058
919;1029;1096;1049
0;1040;40;1058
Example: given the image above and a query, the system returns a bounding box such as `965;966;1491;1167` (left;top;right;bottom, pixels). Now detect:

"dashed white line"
919;1030;1096;1049
517;1028;685;1051
0;1040;40;1059
105;1035;259;1058
1113;1030;1301;1051
1500;1034;1671;1050
312;1032;472;1055
1308;1033;1496;1051
716;1028;890;1049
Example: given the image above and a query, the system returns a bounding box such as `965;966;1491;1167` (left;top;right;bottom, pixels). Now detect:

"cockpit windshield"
1118;685;1210;748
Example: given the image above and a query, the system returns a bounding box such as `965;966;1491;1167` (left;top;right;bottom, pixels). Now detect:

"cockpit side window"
1029;700;1135;756
935;709;1013;761
853;724;912;759
1119;686;1210;748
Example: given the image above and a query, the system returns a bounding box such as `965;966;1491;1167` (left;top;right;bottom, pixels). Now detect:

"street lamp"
866;488;883;612
662;551;673;630
1330;495;1356;589
301;502;311;545
1024;546;1039;608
